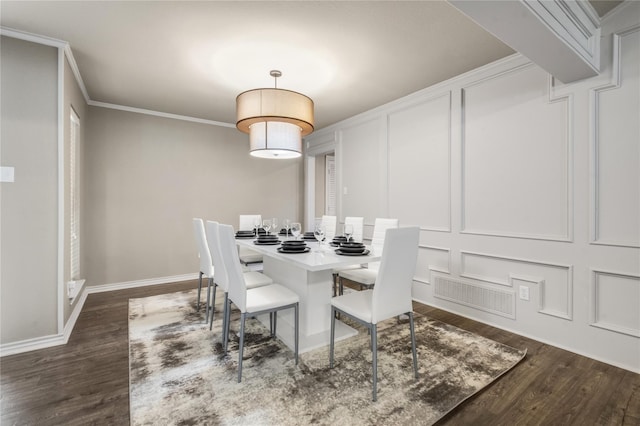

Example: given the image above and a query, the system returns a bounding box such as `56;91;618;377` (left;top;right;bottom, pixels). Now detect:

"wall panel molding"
388;92;452;232
589;25;640;248
590;269;640;338
460;64;572;242
461;251;573;319
415;245;451;284
509;273;571;320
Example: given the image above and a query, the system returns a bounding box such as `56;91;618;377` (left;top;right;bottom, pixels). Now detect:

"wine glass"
291;222;301;240
272;218;278;236
253;218;261;237
284;219;291;237
344;224;354;242
262;219;271;235
314;224;325;247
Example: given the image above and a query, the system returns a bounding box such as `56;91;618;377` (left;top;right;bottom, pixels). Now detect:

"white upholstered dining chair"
192;218;215;322
337;217;399;295
330;226;420;401
218;223;300;382
320;215;337;241
205;221;273;331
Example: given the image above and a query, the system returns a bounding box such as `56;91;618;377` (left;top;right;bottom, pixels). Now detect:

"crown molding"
0;26;66;48
1;26;235;129
87;100;235;128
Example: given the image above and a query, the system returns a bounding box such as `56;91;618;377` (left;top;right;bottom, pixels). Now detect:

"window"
70;109;80;282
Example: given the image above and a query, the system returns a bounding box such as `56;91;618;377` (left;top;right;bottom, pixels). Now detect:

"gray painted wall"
84;107;304;287
1;37;59;343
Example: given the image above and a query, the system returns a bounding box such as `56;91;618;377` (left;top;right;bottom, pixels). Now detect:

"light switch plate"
1;166;15;183
519;285;530;301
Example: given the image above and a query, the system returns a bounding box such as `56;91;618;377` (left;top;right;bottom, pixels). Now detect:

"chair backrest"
192;218;214;276
218;224;247;311
321;215;337;240
239;214;261;231
371;218;399;250
205;221;229;292
344;216;364;242
371;227;420;323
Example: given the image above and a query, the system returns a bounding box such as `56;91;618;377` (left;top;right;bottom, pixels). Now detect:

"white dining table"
236;236;381;353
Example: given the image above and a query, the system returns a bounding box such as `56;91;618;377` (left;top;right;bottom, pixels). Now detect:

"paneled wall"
305;4;639;372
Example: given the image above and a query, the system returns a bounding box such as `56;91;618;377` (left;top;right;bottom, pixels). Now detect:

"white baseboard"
0;287;89;357
86;273;199;294
0;332;67;358
0;273;197;357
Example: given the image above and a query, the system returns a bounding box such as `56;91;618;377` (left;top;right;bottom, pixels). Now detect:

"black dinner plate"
282;241;306;246
235;235;256;239
254;241;280;245
338;246;367;253
280;243;307;249
278;247;311;254
335;249;370;256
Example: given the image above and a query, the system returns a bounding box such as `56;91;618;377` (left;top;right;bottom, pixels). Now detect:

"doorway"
314;153;336;220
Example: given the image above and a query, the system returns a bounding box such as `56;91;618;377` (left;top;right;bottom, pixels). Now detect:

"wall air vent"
434;275;516;319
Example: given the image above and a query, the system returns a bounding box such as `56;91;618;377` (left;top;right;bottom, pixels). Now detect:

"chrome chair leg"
272;312;277;337
238;313;246;383
294;303;299;365
209;278;216;322
204;277;214;323
329;307;336;368
371;323;378;402
197;271;203;310
409;312;418;378
223;298;232;355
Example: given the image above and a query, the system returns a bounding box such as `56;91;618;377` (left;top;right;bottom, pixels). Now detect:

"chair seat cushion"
244;271;273;289
331;290;373;323
331;264;362;274
246;284;299;313
239;247;263;264
339;268;377;285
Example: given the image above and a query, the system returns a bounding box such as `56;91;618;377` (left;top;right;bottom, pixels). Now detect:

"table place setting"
330;235;348;247
235;230;256;239
277;240;311;254
335;241;370;256
254;234;281;245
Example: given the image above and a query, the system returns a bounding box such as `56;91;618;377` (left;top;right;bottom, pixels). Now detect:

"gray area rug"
129;289;526;425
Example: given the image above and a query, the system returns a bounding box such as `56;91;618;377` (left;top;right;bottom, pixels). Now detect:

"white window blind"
70;109;80;281
325;154;336;215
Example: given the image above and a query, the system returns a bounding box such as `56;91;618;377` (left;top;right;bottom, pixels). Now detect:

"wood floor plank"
1;280;637;425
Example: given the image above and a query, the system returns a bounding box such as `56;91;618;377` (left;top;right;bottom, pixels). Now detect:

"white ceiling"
0;1;621;130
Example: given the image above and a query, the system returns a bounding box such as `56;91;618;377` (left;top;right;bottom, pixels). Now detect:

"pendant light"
236;70;314;159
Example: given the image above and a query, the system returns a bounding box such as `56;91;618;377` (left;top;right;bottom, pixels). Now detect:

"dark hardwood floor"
1;280;638;425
